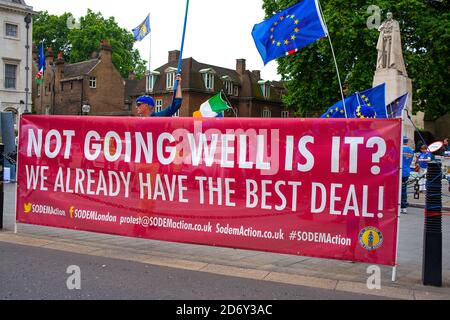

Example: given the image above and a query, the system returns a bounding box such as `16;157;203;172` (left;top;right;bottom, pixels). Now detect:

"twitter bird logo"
24;203;32;214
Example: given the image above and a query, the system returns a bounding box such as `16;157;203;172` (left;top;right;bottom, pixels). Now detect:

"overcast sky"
27;0;281;80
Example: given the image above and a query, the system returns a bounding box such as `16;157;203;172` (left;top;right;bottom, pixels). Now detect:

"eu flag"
387;93;409;118
133;14;151;41
35;43;46;85
321;83;387;119
251;0;327;65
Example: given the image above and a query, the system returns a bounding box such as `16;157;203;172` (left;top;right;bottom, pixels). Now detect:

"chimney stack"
168;50;180;64
99;40;112;62
236;59;246;75
45;47;54;66
55;52;65;79
252;70;261;79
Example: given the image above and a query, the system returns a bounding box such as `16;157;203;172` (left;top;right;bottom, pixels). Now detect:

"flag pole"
221;89;237;117
317;0;347;117
148;13;152;72
172;0;190;103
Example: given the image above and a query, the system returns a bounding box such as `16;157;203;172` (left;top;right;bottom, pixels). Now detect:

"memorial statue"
376;12;407;76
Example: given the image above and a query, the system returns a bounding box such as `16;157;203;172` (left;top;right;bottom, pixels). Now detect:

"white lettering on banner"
157;133;176;165
238;134;253;169
343;185;359;216
246;179;302;212
21;126;392;220
331;137;340;173
139;173;189;202
330;136;387;174
310;183;385;217
27;129;75;159
345;137;365;174
85;131;102;161
311;183;327;213
24;128;389;176
135;132;153;163
188;133;219;167
27;128;43;157
104;132;123;162
46;166;131;198
256;135;270;170
366;137;387;175
44;130;61;159
221;134;235;168
330;184;343;215
297;136;315;172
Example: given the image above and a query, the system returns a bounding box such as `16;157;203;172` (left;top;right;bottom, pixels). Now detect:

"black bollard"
0;143;4;230
422;161;442;287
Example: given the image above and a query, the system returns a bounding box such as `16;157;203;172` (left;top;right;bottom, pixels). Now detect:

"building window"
281;110;290;118
70;82;73;90
260;83;270;99
224;80;233;95
5;23;18;38
89;77;97;89
147;74;157;93
166;72;175;90
172;110;180;118
233;86;239;96
155;99;163;113
4;64;17;89
262;107;271;118
61;83;64;92
203;73;214;90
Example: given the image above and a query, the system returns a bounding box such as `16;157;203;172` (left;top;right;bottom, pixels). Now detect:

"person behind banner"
401;137;414;214
136;74;182;117
440;138;449;157
417;145;434;193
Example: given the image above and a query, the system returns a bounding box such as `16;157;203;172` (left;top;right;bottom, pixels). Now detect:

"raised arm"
152;74;183;117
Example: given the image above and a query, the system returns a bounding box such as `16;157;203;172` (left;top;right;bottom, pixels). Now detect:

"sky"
27;0;281;80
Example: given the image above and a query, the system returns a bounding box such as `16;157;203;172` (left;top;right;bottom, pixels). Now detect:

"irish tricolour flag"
195;93;230;118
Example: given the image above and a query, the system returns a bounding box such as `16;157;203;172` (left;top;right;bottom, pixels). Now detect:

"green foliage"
33;10;147;79
262;0;449;119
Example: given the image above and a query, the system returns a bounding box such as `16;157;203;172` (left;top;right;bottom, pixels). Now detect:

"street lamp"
24;13;32;114
51;63;56;115
82;103;91;115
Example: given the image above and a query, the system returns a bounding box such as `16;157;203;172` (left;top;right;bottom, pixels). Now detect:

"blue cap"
403;136;409;144
136;95;155;107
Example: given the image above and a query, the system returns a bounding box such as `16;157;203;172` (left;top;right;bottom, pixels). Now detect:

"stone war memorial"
373;12;424;146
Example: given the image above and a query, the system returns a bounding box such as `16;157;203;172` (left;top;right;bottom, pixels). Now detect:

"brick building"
125;50;289;118
33;40;126;116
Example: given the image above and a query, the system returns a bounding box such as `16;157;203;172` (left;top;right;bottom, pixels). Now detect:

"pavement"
0;242;384;300
1;183;450;300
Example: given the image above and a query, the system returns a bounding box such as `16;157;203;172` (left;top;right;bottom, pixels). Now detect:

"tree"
262;0;449;119
33;10;147;79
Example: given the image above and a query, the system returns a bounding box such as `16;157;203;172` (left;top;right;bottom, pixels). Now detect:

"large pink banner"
17;115;401;266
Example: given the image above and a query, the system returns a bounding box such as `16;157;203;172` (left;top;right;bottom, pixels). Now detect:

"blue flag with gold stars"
321;83;387;119
387;93;409;118
133;14;151;41
252;0;327;65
